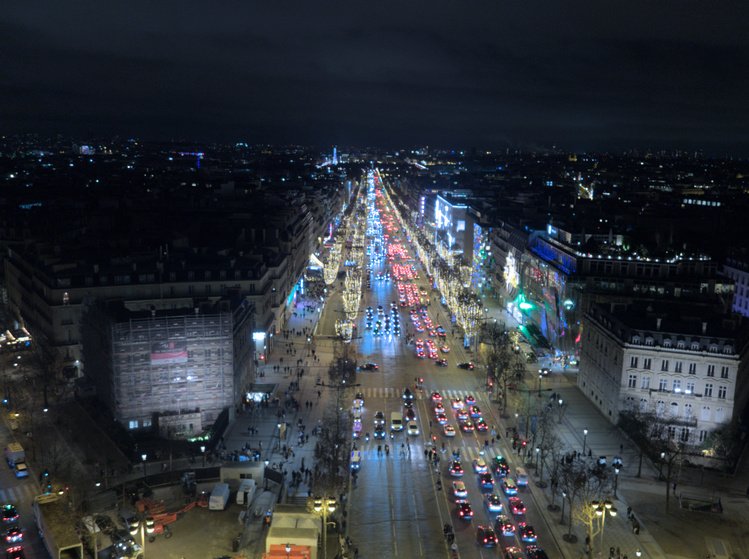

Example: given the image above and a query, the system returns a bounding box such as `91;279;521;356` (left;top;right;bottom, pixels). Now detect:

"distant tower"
333;147;338;165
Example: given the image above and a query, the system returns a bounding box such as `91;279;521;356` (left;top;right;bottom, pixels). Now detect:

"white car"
452;481;468;498
443;424;456;437
407;421;419;435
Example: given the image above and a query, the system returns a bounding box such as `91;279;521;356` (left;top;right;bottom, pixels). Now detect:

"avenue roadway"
338;186;560;559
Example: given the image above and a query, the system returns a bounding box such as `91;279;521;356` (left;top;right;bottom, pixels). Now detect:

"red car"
508;497;526;515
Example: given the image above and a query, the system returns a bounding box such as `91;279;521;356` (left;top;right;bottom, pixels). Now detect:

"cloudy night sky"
4;1;748;154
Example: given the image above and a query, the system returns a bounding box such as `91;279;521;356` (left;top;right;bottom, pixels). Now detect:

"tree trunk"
637;449;643;478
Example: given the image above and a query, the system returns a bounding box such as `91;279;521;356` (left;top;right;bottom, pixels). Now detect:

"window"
668;426;676;440
128;420;139;429
718;386;727;399
688;363;696;375
704;383;713;397
686;381;695;395
720;366;729;379
659;378;668;391
628;374;637;388
680;428;690;442
204;271;212;280
661;360;669;372
641;376;650;390
699;430;708;442
656;400;665;416
456;220;465;231
716;408;725;423
170;272;177;281
670;402;679;417
625;396;635;410
683;403;693;418
691;342;700;351
645;337;654;346
707;365;715;377
673;379;681;393
630;356;638;368
643;358;651;370
677;340;686;349
639;398;648;413
701;406;710;421
674;361;682;373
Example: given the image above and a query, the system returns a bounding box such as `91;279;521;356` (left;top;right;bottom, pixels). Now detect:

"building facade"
579;302;748;453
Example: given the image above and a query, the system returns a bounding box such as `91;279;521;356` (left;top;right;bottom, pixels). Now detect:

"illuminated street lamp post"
560;491;567;524
314;497;337;559
558;398;564;423
201;445;206;467
594;500;617;554
129;511;154;558
614;466;620;498
583;428;588;456
141;454;147;476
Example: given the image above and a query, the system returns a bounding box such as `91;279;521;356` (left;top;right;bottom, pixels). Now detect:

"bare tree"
327;337;358;385
558;457;614;546
480;323;525;415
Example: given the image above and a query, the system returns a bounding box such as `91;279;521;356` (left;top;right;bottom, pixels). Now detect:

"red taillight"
483;538;487;542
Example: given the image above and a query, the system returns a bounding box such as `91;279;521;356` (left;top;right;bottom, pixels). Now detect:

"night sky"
4;2;748;154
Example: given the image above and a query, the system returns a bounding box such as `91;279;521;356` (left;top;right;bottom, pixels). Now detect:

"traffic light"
521;440;527;448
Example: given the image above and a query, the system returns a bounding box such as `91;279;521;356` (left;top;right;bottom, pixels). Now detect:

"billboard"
150;341;188;365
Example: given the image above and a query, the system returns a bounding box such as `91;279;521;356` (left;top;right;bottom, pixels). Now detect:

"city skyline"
4;1;749;156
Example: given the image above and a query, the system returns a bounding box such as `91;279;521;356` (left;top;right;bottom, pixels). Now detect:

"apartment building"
579;301;749;452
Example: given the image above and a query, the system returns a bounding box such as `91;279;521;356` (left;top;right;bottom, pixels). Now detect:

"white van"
390;412;403;431
515;468;529;486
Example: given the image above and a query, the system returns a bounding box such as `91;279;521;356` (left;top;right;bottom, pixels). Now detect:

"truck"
236;479;257;506
4;443;24;466
33;493;84;559
209;482;231;510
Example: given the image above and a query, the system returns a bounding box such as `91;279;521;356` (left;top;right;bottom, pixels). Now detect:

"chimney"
656;317;662;331
702;321;708;335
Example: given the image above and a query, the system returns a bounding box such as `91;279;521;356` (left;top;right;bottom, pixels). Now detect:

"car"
95;514;116;535
452;481;467;498
359;363;378;371
373;426;386;439
505;546;523;559
476;525;498;547
440;346;450;353
12;464;28;478
459;420;474;432
2;505;18;524
479;473;494;490
407;421;419;435
500;478;518;495
405;408;416;421
473;457;488;474
436;413;449;425
354;392;365;407
352;419;363;439
518;523;537;543
475;419;489;432
5;547;24;559
457;501;473;519
456;409;469;421
484;493;503;514
492;456;510;476
526;545;550;559
4;526;22;544
449;460;464;477
431;391;443;403
433;402;445;414
464;395;476;405
403;388;414;401
435;359;448;366
468;405;482;419
443;424;456;437
495;515;515;537
374;411;385;425
508;497;526;515
458;362;475;370
451;398;464;409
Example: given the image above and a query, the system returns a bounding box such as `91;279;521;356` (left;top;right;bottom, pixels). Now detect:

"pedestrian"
672;482;677;495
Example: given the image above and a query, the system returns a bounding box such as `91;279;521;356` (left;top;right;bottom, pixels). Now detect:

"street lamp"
141;454;147;476
314;497;337;559
558;398;564;423
201;445;206;467
583;428;588;456
594;500;617;554
560;491;567;524
535;447;540;470
129;512;154;558
614;467;620;498
659;451;665;481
